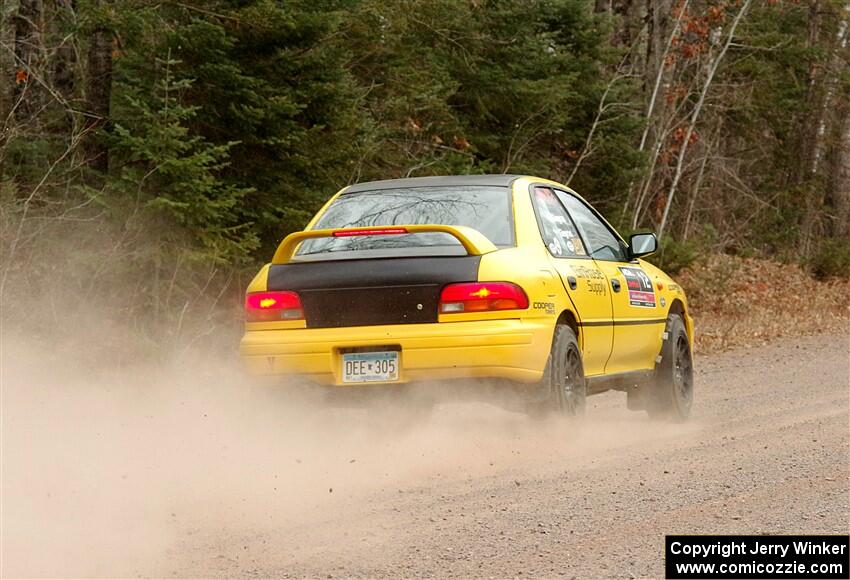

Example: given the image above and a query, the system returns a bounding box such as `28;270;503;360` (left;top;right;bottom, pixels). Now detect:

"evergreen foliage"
2;0;849;332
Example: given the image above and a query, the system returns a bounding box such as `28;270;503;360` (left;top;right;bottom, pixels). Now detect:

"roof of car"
342;174;522;194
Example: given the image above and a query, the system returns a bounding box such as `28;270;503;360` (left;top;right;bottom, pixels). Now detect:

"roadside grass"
678;254;850;353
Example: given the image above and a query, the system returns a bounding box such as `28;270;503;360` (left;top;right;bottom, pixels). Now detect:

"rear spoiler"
271;224;498;264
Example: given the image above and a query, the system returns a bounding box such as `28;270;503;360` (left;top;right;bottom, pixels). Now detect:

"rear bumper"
239;319;553;385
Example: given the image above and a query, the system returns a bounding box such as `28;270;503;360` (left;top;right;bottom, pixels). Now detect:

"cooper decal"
533;301;556;314
618;266;656;308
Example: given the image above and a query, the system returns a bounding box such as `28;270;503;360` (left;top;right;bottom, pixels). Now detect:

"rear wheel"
647;313;694;420
527;325;586;417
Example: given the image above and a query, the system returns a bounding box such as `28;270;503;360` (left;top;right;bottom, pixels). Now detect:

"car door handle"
567;275;577;290
611;278;621;292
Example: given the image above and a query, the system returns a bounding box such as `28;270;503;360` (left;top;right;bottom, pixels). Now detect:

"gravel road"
176;333;849;578
3;333;848;578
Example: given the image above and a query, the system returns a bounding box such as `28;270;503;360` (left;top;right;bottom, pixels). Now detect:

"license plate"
342;351;399;383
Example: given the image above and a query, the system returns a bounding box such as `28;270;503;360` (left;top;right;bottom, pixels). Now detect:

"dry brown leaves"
677;254;850;353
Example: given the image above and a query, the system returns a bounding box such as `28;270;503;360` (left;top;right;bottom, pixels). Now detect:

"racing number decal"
618;266;656;308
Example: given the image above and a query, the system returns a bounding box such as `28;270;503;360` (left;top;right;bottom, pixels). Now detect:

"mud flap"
626;384;646;411
627;318;671;412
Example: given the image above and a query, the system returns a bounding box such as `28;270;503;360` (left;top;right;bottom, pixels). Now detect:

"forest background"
2;0;848;354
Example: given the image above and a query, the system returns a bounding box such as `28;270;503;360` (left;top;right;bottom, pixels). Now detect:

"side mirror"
629;232;658;259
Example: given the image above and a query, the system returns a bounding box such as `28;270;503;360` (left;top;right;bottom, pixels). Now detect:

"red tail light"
245;291;304;322
439;282;529;313
332;227;409;237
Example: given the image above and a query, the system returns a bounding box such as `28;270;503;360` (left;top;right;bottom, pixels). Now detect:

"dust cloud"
1;326;694;577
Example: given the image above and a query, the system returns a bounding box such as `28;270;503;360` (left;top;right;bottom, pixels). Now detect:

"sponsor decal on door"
618;266;656;308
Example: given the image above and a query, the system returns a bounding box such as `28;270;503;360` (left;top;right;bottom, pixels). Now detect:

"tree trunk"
829;109;850;237
84;15;112;173
622;0;682;226
52;0;76;107
13;0;42;122
657;0;753;240
612;0;638;49
798;3;849;254
807;17;848;179
827;3;850;238
0;0;19;138
594;0;612;14
644;0;673;98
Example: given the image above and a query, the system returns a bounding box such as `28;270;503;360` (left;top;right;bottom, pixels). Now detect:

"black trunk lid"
266;256;481;329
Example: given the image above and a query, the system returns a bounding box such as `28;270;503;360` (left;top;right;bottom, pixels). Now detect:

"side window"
557;191;627;262
530;187;588;258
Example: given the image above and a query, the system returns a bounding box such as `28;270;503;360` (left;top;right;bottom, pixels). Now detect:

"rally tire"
528;325;586;417
647;313;694;421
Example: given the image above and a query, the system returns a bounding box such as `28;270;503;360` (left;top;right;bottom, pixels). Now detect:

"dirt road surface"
2;333;848;578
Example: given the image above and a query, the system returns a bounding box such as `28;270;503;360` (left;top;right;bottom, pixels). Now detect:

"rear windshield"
295;186;514;260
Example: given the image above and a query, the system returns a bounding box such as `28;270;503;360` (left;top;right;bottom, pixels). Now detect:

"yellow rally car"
240;175;694;419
